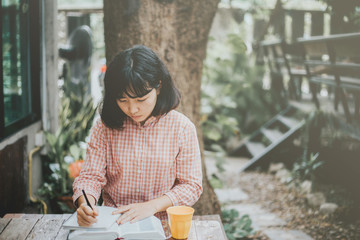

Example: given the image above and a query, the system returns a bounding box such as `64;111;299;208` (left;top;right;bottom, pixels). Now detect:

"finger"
92;206;99;217
78;216;93;226
130;215;142;224
77;207;97;224
112;205;131;215
79;203;94;215
78;212;97;225
118;211;136;225
77;211;95;226
83;205;95;216
116;213;129;225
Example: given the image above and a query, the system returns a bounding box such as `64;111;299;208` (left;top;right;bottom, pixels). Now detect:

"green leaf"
209;175;223;189
69;144;81;160
44;132;57;147
206;129;222;141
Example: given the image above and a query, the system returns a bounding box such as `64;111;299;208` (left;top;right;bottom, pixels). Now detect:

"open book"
63;206;166;240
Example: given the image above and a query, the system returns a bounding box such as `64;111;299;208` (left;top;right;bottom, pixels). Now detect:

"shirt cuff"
72;188;99;208
164;191;179;206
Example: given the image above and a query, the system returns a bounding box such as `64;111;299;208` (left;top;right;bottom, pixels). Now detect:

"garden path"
205;153;314;240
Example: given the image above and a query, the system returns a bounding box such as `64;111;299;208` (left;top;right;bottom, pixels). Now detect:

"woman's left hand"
112;201;157;225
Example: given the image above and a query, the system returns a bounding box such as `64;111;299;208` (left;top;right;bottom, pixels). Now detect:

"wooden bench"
298;32;360;122
261;33;360;122
261;39;307;101
261;39;287;99
0;213;227;240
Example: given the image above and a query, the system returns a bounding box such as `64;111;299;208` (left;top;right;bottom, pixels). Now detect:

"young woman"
72;45;203;227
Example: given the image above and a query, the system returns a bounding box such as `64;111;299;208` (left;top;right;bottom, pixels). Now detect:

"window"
1;0;41;139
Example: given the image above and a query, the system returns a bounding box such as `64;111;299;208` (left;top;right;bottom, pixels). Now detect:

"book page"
68;228;119;240
119;217;153;234
152;217;166;233
118;216;166;239
63;206;120;230
66;213;165;240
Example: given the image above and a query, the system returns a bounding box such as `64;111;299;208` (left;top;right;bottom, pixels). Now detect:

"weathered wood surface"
0;218;39;240
2;213;25;219
0;218;11;234
193;215;227;240
54;215;72;240
26;215;70;240
1;214;227;240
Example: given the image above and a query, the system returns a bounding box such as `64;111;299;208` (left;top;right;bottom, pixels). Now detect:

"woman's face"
116;88;158;124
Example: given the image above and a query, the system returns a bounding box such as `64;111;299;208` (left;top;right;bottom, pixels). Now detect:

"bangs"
115;70;157;99
123;71;153;98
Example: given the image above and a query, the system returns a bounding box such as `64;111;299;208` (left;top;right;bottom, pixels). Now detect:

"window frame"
0;0;41;140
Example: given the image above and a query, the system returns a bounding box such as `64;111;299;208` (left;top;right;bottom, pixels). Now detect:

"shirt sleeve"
165;121;203;206
72;118;108;205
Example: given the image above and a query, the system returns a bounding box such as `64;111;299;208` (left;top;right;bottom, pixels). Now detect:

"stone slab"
204;152;249;178
264;229;314;240
215;188;249;203
226;204;286;230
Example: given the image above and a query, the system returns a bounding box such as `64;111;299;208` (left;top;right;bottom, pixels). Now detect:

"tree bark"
103;0;221;215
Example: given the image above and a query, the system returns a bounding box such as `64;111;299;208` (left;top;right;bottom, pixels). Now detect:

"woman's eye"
137;98;146;102
118;99;127;103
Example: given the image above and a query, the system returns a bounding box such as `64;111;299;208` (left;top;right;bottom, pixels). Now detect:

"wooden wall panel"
0;137;27;217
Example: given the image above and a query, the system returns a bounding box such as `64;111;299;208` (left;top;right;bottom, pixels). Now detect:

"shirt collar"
128;115;160;128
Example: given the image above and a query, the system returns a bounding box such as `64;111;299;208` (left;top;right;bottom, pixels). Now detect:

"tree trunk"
103;0;221;215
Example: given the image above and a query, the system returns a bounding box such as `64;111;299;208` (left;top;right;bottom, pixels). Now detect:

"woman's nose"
128;103;139;114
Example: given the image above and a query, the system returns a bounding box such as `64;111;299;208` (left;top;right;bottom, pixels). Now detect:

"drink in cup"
166;206;194;239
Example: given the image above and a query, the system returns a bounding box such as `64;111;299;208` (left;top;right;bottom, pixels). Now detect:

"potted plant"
38;66;96;213
38;130;88;213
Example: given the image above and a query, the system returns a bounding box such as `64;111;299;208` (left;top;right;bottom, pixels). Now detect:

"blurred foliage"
38;63;96;213
222;208;254;239
207;151;226;189
201;33;284;152
209;174;224;189
287;111;325;184
290;110;360;186
290;152;324;184
317;0;360;29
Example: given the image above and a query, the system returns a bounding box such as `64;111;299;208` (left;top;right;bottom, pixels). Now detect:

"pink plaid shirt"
73;110;203;221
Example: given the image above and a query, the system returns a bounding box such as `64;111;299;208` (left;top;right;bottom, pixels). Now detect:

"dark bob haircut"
100;45;181;129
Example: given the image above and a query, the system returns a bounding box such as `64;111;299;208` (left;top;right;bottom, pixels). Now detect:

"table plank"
3;214;24;219
187;221;198;240
3;214;42;220
193;215;227;240
194;220;227;240
1;214;227;240
193;215;222;221
0;219;11;234
0;218;38;240
54;214;72;240
165;219;198;240
21;214;43;220
165;215;226;240
26;215;68;240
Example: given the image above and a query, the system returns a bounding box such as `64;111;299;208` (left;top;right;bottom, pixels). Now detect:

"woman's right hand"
76;197;99;226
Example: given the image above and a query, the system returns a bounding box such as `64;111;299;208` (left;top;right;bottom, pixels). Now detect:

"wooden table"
0;214;227;240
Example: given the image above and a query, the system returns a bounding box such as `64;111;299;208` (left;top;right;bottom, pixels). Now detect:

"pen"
82;189;93;210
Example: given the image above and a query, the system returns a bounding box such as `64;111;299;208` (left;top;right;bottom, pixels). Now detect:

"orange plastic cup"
166;206;194;239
